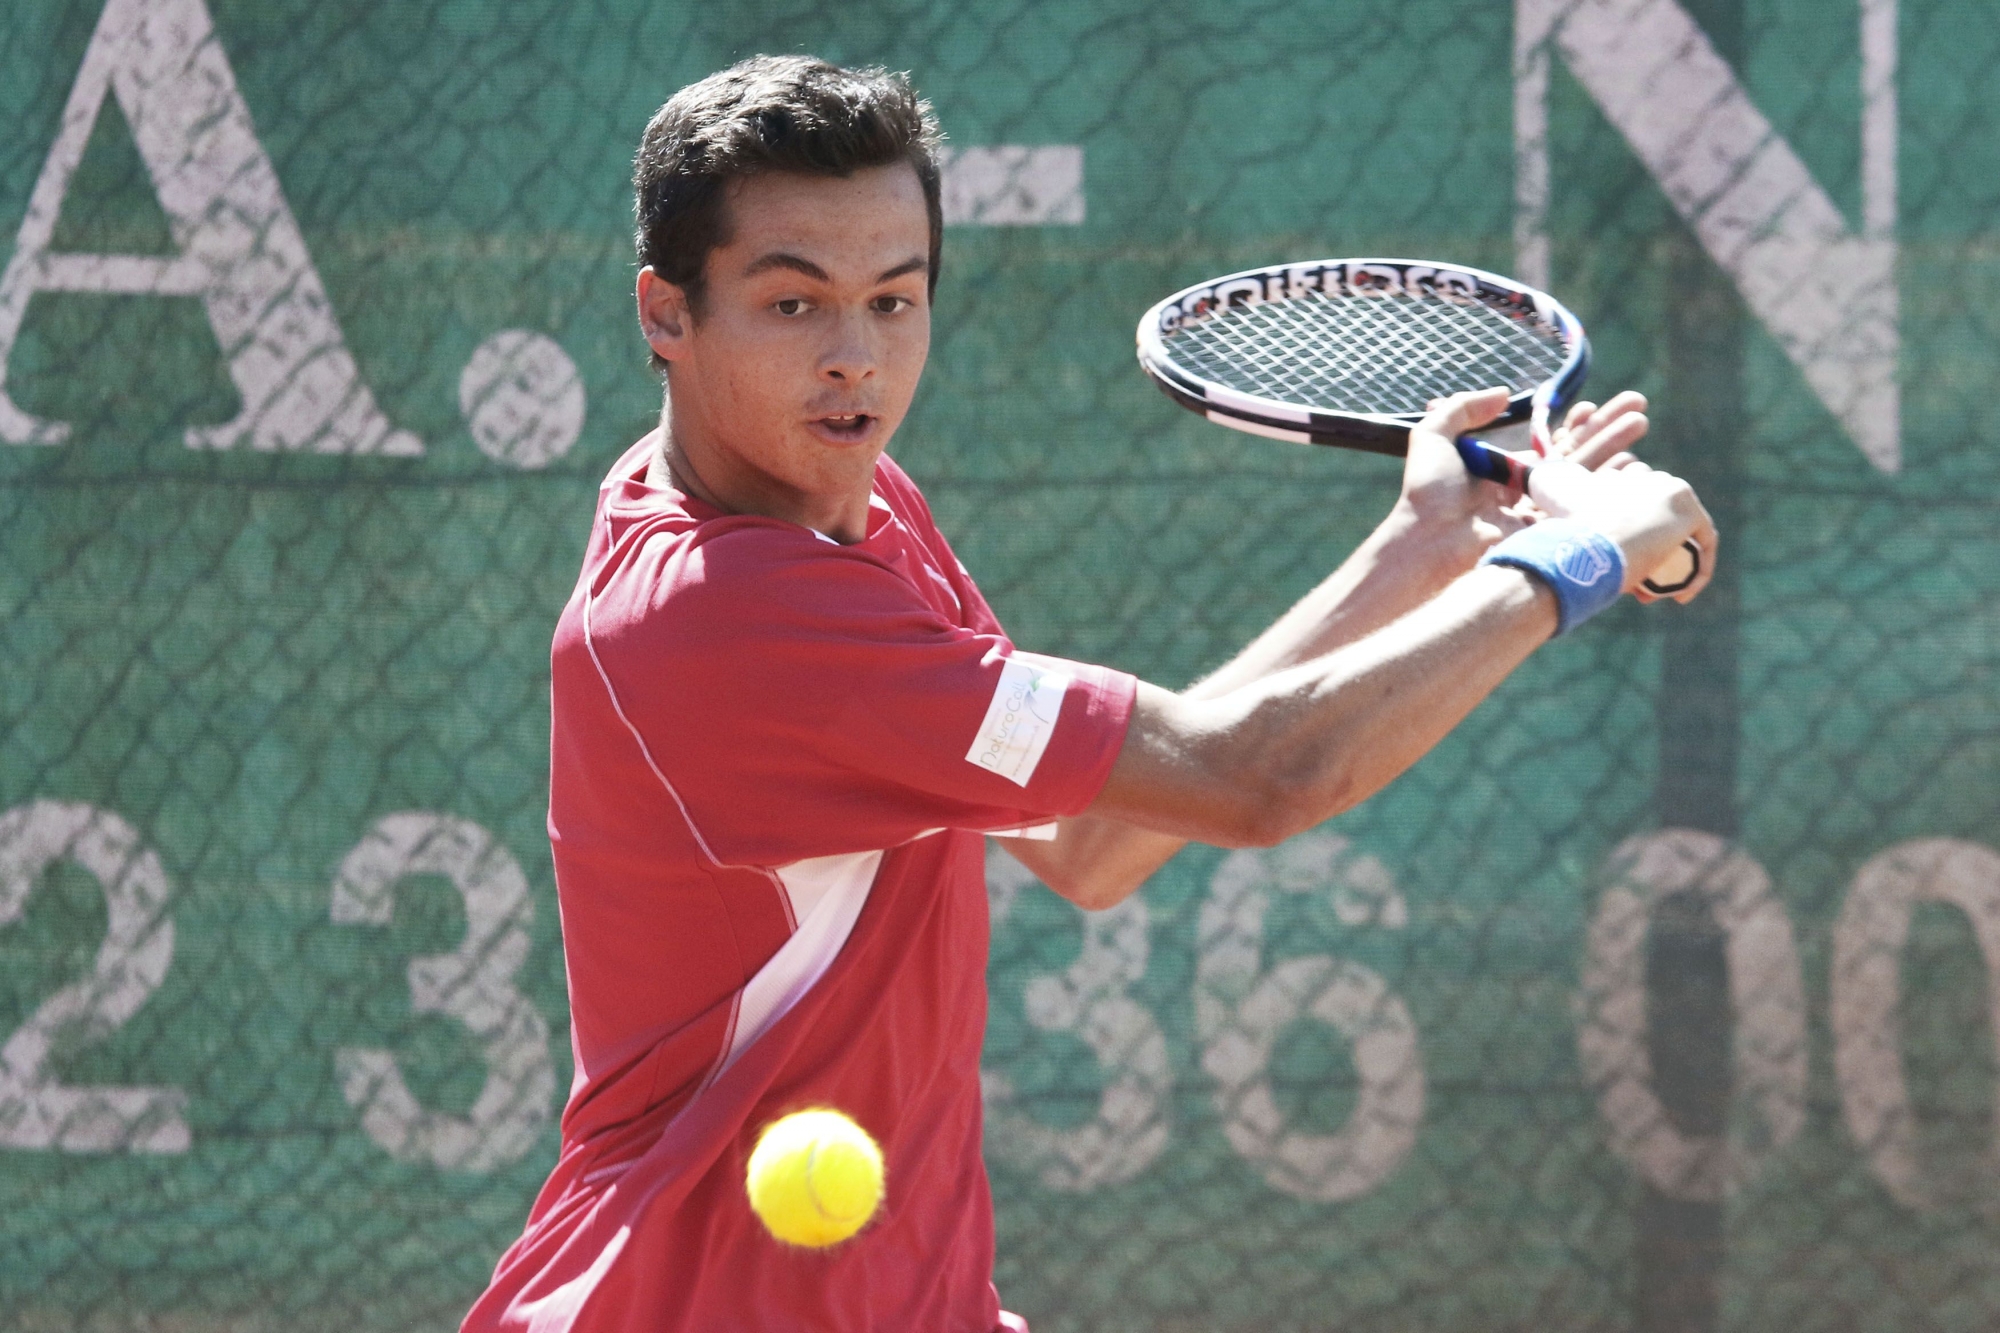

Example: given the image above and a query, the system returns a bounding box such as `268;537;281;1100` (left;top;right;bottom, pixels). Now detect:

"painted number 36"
984;832;1422;1201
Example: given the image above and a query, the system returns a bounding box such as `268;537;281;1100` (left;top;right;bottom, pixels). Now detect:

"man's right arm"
1009;387;1715;908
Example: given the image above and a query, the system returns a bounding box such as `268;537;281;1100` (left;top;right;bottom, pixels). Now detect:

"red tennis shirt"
462;436;1136;1333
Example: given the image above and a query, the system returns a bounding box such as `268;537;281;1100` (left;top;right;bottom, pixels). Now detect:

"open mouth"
812;413;875;442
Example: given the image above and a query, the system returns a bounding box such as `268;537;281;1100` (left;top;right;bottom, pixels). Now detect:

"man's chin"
786;428;891;491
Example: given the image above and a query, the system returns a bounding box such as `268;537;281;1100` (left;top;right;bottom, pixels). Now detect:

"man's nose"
820;309;877;383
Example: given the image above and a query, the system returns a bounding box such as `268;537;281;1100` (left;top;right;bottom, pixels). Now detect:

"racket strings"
1163;292;1570;415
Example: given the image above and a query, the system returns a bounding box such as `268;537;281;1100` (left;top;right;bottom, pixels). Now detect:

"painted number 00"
1578;830;2000;1209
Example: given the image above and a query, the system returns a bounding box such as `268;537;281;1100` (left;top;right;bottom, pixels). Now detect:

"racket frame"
1136;257;1698;597
1136;258;1590;455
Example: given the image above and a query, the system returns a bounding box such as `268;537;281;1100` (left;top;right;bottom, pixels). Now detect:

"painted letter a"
0;0;419;455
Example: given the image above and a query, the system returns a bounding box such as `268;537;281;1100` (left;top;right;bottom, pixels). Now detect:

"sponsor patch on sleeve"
965;654;1072;788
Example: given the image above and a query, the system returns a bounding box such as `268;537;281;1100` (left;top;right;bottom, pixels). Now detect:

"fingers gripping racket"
1136;258;1698;596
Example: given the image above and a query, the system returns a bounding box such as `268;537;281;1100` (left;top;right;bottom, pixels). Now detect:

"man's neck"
654;407;874;544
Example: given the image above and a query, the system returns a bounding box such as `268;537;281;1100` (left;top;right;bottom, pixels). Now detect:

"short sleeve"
600;527;1136;866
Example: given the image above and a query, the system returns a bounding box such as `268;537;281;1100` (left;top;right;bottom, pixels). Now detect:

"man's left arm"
1004;390;1653;909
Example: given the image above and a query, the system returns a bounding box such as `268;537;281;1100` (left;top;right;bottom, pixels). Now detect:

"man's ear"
637;267;692;362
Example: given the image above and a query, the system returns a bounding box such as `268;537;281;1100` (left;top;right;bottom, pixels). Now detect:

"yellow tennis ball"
745;1108;885;1248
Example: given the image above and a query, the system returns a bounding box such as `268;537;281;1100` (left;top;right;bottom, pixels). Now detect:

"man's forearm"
1007;507;1490;904
1029;387;1701;905
1090;564;1557;851
1219;564;1556;838
1002;813;1185;911
1189;501;1481;699
1010;505;1487;908
1022;558;1554;908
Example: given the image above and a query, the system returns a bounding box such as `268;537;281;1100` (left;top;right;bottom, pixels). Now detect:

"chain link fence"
2;0;1998;1329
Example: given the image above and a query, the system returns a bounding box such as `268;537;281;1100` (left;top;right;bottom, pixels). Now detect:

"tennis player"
461;54;1715;1333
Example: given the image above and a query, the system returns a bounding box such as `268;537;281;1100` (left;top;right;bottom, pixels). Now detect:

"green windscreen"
2;2;1997;1330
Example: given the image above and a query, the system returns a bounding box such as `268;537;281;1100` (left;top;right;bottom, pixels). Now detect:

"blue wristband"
1479;519;1626;635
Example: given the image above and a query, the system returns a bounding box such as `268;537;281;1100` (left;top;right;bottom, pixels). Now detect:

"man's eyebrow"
741;252;831;282
738;253;928;285
874;257;928;283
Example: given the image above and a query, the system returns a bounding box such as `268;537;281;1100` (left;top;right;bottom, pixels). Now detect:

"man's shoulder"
872;451;937;526
574;446;956;654
873;450;919;492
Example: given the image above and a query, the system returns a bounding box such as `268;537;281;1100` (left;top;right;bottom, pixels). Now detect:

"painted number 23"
0;800;552;1170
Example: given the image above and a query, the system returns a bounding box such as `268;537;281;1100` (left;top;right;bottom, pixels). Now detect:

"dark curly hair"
633;55;945;366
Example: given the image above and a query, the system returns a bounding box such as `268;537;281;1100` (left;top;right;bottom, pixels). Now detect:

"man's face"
647;163;932;505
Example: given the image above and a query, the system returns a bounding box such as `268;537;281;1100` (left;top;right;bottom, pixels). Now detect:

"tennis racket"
1136;257;1698;595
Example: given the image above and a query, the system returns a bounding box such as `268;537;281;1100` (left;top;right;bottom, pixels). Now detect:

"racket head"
1137;258;1590;454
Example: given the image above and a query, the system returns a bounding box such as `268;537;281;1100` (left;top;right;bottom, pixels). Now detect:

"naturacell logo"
966;657;1072;788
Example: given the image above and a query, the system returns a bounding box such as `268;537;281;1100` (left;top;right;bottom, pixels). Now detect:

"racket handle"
1641;540;1701;596
1453;436;1531;490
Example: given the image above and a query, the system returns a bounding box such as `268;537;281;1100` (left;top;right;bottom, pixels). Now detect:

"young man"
462;54;1714;1333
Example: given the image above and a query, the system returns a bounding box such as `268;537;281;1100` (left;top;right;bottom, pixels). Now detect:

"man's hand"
1527;450;1717;603
1547;389;1653;469
1397;387;1657;578
1534;388;1715;603
1395;387;1525;566
1404;386;1711;603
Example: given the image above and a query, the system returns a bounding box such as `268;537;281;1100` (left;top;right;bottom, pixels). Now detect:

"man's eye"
775;298;807;316
872;295;909;314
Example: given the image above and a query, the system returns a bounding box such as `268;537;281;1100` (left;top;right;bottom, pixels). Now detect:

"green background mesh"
2;1;1997;1329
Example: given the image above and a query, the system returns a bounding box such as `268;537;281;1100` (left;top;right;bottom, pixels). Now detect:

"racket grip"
1454;436;1530;490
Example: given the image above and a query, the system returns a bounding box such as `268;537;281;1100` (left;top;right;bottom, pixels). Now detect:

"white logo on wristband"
1556;537;1616;586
